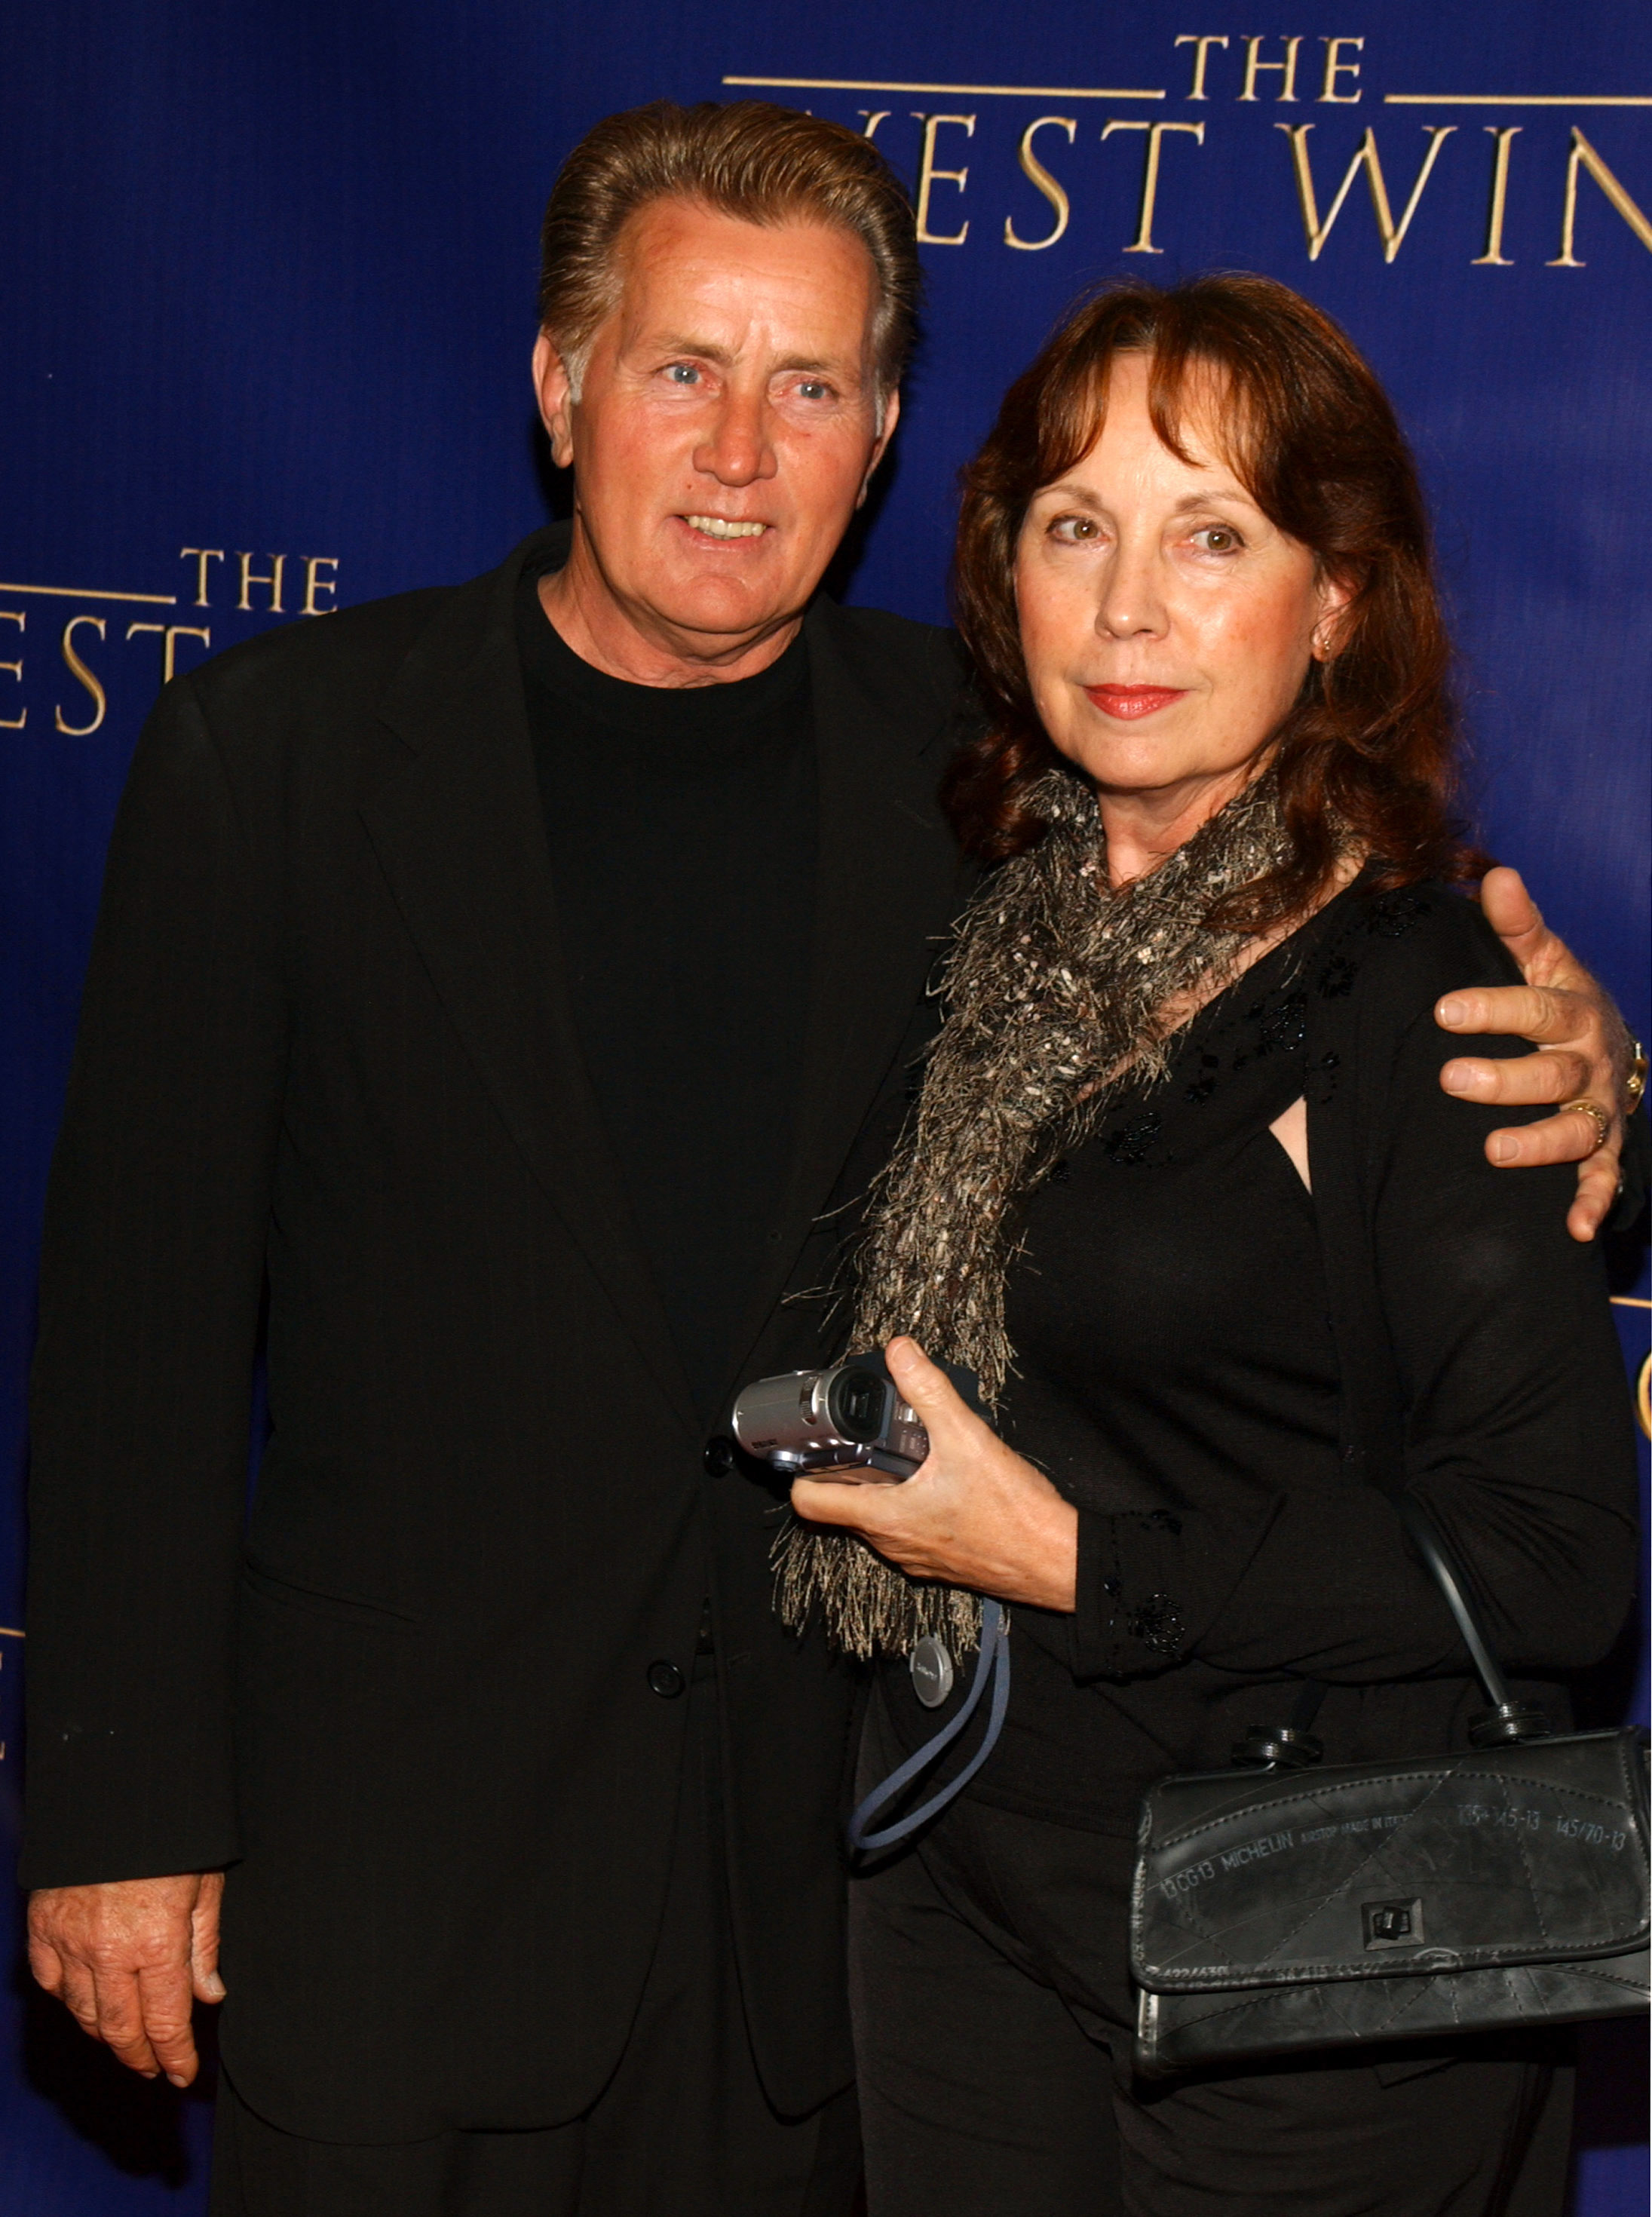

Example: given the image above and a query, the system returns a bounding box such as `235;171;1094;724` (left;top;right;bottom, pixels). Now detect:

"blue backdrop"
2;4;1647;2209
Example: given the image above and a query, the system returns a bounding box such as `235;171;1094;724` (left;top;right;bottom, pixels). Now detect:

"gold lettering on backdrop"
1547;127;1652;265
1005;117;1077;249
725;74;1166;101
1278;124;1457;260
0;549;333;679
0;581;172;606
1384;93;1652;109
237;552;287;613
179;547;224;606
125;621;213;682
1240;36;1303;103
1103;120;1207;253
1318;37;1364;103
911;113;976;244
300;557;340;615
0;611;24;730
857;109;891;140
1473;127;1521;264
1175;35;1229;100
55;615;107;735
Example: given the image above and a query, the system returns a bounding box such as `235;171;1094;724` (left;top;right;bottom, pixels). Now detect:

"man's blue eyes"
660;366;832;399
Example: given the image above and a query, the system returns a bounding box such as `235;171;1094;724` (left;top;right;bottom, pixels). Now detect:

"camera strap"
847;1600;1010;1855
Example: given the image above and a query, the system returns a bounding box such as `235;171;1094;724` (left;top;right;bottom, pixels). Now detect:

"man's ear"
532;331;577;469
856;385;901;511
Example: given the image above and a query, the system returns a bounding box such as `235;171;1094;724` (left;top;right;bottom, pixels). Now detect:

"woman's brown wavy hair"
945;272;1485;925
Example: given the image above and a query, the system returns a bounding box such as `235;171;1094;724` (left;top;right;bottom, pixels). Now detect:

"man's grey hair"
540;100;921;428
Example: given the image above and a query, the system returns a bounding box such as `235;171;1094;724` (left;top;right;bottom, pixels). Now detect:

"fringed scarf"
774;762;1310;1659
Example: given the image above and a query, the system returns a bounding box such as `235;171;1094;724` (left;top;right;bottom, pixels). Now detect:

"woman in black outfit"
783;276;1638;2215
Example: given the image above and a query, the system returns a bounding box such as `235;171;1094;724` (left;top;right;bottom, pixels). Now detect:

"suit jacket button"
647;1659;685;1699
703;1436;736;1477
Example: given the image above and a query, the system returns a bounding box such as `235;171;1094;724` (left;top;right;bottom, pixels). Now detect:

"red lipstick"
1086;685;1188;720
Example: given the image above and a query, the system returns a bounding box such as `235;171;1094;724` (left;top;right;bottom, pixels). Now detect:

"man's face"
534;198;896;665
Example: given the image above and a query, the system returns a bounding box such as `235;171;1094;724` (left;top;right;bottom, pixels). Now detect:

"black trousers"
850;1700;1571;2217
210;1658;859;2217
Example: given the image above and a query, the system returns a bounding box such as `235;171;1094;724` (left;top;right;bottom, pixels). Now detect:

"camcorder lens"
826;1366;888;1445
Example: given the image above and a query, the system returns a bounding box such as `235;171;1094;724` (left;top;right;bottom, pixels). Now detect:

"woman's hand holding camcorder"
789;1337;1079;1613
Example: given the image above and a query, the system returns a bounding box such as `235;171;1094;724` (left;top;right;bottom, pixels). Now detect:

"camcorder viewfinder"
731;1349;981;1483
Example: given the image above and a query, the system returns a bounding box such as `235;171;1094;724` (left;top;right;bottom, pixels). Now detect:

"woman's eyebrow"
1034;480;1108;509
1168;486;1255;514
1032;482;1258;514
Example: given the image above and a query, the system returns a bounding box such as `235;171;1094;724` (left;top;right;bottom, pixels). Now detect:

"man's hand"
790;1337;1078;1610
28;1870;225;2087
1437;866;1635;1242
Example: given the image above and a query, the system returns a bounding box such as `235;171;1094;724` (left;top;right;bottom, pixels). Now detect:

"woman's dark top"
515;569;816;1418
878;880;1637;1841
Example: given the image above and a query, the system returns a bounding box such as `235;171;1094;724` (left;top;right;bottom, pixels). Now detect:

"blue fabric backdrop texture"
2;3;1647;2209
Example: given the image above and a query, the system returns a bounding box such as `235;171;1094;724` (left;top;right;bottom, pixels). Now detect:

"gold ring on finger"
1559;1097;1611;1153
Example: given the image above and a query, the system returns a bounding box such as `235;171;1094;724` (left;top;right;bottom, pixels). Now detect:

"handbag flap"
1132;1728;1650;1993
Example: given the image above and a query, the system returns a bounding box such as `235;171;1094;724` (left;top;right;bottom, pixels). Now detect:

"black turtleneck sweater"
516;569;817;1419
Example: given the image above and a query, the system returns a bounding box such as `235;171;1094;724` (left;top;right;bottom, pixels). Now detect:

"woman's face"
1014;351;1347;818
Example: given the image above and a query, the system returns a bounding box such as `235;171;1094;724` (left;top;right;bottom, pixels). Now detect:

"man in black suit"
21;100;1635;2217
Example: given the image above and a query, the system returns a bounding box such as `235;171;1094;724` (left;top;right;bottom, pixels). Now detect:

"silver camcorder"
731;1349;980;1483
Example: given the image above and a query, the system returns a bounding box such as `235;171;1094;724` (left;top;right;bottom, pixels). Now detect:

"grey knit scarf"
774;762;1305;1659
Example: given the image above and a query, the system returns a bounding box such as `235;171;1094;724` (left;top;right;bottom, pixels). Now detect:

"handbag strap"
1391;1492;1513;1713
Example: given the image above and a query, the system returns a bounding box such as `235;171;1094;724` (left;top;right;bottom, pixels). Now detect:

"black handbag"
1130;1501;1650;2077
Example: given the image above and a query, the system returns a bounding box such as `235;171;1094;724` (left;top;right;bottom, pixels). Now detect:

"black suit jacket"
23;526;972;2139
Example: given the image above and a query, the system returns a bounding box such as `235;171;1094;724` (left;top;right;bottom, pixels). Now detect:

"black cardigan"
879;883;1639;1831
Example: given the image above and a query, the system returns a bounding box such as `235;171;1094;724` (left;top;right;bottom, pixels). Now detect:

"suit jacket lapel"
359;532;700;1436
718;600;970;1393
